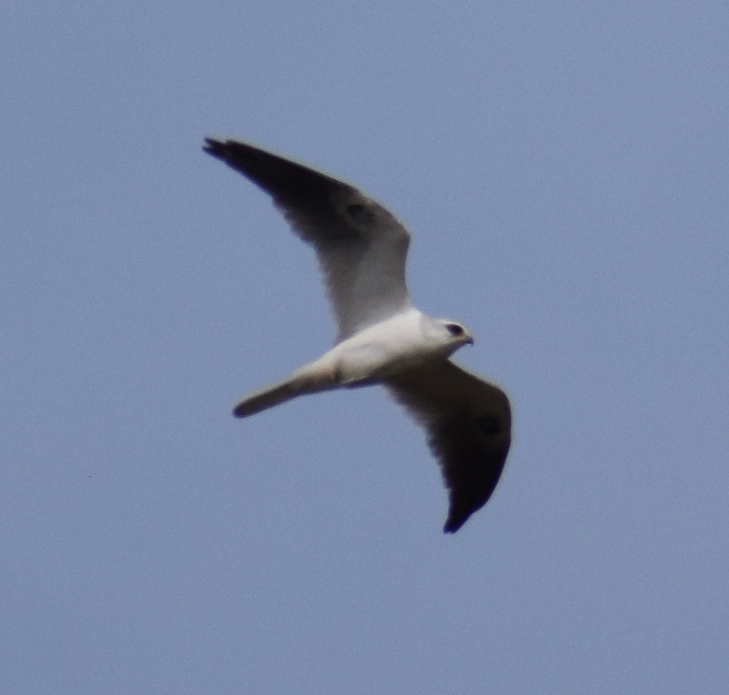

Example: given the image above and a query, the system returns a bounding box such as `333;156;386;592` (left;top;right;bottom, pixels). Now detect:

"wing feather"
204;138;411;340
386;361;512;533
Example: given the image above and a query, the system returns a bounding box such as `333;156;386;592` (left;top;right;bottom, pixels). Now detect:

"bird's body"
236;308;472;417
204;138;511;532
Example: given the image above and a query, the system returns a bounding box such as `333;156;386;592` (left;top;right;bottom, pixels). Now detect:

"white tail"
232;357;343;418
233;378;302;417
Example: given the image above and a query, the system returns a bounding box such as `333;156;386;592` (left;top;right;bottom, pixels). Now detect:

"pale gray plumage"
204;137;511;533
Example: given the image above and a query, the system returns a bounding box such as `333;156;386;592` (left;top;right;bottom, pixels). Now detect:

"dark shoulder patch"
474;415;502;436
346;203;376;225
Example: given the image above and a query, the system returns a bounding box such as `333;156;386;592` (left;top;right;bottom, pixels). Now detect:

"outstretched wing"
204;138;412;341
386;361;512;533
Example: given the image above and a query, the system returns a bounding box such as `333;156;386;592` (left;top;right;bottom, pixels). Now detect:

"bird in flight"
204;138;511;533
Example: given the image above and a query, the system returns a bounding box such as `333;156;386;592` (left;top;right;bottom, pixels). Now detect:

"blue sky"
2;1;728;693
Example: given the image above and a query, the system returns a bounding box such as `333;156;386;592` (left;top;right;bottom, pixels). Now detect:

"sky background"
2;1;728;693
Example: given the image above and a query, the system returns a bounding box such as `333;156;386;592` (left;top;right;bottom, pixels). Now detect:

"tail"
233;377;303;418
232;360;340;418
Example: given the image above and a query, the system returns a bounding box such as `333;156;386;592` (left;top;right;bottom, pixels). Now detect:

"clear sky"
2;1;728;693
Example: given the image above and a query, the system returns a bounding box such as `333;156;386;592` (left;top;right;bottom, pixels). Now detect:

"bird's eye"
446;324;465;337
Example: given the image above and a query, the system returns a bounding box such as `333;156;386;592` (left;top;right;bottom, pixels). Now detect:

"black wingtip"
203;136;227;159
443;516;467;534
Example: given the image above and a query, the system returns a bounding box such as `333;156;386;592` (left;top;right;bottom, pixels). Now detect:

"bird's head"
440;320;475;347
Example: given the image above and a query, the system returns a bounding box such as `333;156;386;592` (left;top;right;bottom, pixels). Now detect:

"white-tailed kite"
204;138;511;533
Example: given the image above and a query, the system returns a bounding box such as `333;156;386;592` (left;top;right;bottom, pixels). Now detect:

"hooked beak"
463;331;475;346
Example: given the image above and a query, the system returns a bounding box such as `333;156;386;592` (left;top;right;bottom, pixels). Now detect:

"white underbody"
296;308;463;389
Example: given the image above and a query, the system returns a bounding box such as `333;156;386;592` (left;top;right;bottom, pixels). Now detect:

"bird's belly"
334;339;441;385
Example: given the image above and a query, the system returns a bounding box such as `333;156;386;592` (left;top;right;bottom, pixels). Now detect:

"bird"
203;138;511;533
